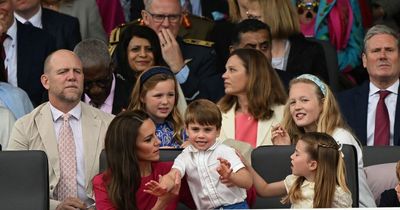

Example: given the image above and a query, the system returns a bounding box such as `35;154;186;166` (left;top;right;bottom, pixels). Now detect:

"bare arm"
247;165;286;197
144;169;181;196
150;171;181;210
217;158;253;189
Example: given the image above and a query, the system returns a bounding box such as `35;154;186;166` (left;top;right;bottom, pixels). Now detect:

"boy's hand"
217;157;234;187
144;175;168;197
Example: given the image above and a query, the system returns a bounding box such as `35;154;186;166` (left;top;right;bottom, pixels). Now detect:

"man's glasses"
145;10;181;23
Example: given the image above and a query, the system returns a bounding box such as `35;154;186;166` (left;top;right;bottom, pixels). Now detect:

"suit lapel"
36;103;60;178
356;82;370;144
221;103;236;140
256;118;273;146
394;85;400;145
81;103;101;189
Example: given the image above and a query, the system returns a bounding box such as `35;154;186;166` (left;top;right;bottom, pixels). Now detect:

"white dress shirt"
4;19;17;87
367;80;399;146
14;6;43;29
172;141;246;209
49;103;89;203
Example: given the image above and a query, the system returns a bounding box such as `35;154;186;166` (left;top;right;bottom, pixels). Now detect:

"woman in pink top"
218;48;287;148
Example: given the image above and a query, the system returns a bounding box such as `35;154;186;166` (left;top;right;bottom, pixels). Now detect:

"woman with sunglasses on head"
226;0;329;83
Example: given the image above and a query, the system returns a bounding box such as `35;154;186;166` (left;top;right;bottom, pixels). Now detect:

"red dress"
93;162;195;210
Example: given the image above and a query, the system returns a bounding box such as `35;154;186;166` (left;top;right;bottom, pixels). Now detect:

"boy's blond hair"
397;160;400;180
185;99;222;129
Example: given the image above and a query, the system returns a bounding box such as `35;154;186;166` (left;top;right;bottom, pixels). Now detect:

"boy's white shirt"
172;141;247;209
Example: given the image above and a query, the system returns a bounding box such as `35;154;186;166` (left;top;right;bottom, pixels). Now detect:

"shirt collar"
187;140;220;153
49;102;82;122
6;19;17;41
14;7;42;28
369;79;399;96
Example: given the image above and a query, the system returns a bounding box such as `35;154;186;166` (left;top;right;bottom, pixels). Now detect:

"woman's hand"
144;175;169;197
271;124;291;145
151;172;181;210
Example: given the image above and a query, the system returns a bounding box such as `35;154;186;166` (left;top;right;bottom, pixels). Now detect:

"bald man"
8;50;113;210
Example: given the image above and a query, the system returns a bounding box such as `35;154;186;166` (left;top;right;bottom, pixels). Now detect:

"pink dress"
235;112;258;148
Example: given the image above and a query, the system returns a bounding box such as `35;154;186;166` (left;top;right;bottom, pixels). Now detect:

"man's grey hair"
143;0;154;10
73;39;111;70
363;24;400;53
143;0;181;11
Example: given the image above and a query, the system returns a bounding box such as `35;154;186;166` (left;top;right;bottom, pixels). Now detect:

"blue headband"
139;66;174;86
296;74;327;96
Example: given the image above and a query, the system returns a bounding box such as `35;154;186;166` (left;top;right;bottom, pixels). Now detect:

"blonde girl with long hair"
272;74;375;206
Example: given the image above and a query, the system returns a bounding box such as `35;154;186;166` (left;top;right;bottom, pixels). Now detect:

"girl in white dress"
248;132;352;208
272;74;376;206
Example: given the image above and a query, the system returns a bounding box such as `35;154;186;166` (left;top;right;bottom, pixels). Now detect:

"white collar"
14;6;42;28
49;102;82;122
369;79;399;96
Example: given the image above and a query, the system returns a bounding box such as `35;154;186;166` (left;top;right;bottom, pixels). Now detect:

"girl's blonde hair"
128;69;184;144
282;132;350;207
282;76;347;141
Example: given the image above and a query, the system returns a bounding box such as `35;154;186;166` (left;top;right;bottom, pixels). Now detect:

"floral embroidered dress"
156;121;182;148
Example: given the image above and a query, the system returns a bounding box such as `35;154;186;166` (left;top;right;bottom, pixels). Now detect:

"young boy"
145;99;253;209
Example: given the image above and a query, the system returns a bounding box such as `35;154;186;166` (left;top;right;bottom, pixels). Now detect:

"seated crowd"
1;0;400;209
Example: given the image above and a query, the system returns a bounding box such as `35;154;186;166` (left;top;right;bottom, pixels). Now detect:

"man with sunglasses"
74;39;130;115
140;0;223;102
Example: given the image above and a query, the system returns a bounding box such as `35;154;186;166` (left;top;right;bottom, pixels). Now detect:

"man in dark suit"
13;0;81;50
141;0;222;102
230;19;295;89
338;25;400;146
74;39;130;115
0;0;56;106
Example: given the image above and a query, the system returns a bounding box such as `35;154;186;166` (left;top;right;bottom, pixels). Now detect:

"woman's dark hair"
103;110;150;210
114;25;163;86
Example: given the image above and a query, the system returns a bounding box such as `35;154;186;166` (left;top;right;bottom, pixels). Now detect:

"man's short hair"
73;39;111;70
231;19;272;46
185;99;222;129
363;24;400;53
143;0;181;11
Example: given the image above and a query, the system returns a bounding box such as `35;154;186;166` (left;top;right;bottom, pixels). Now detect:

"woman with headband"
273;74;376;207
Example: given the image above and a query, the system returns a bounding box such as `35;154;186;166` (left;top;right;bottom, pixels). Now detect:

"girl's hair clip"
338;143;344;158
